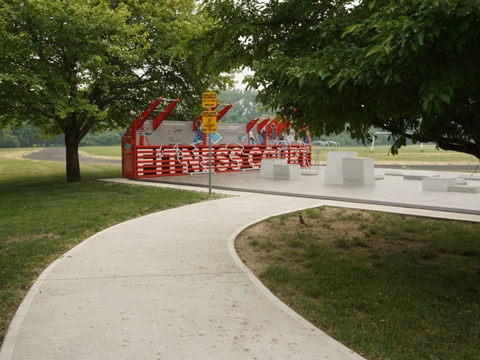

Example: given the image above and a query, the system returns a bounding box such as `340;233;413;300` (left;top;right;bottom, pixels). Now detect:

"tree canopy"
0;0;228;181
200;0;480;159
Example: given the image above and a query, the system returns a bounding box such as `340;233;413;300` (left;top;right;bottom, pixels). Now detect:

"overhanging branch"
437;138;480;160
371;120;480;160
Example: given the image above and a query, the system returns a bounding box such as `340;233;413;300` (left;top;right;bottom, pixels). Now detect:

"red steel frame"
122;97;180;178
122;98;312;179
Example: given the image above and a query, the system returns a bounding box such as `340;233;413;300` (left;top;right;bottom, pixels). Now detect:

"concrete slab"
301;169;319;176
385;170;404;176
404;173;438;180
273;163;301;180
342;157;375;186
448;185;480;193
132;170;480;217
324;151;357;185
459;174;480;181
422;176;457;191
259;158;287;179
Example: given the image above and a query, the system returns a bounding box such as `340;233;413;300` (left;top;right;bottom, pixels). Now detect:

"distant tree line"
3;124;401;148
0;125;123;148
1;88;400;148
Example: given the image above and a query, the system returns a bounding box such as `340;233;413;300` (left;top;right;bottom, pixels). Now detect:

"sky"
233;68;253;90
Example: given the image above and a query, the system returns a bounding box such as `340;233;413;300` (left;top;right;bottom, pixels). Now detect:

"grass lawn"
312;144;479;165
0;148;220;345
236;207;480;360
1;146;480;359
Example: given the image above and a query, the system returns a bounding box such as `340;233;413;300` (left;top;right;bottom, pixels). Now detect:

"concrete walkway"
1;168;479;359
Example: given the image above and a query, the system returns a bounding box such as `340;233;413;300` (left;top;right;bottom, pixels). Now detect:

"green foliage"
201;0;480;159
0;125;124;148
0;0;228;181
80;131;121;146
0;128;19;148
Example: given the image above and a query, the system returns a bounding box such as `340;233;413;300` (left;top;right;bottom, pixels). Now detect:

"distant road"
23;147;121;165
23;147;479;172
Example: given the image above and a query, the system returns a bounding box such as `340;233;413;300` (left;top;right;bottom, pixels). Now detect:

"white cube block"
342;157;375;187
260;158;287;179
324;151;358;185
448;185;480;193
301;169;319;176
273;164;301;180
422;176;457;191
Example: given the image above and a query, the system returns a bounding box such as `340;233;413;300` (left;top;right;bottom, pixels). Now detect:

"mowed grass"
0;149;219;345
236;208;480;360
314;144;479;165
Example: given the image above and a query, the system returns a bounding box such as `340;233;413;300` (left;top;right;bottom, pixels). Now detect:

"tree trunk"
65;134;81;182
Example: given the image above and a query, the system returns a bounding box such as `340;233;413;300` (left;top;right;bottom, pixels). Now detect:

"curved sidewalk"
2;168;479;359
2;192;364;359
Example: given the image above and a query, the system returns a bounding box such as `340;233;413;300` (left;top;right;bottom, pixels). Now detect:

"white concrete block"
459;174;480;181
448;185;480;193
301;169;319;176
422;176;457;191
260;158;287;179
273;164;301;180
404;174;438;180
324;151;357;185
385;170;404;176
342;157;375;186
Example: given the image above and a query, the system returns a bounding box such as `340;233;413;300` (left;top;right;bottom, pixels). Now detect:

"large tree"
0;0;228;182
200;0;480;159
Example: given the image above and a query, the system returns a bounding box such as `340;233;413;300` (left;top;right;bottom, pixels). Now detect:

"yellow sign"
202;111;217;133
202;92;217;108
